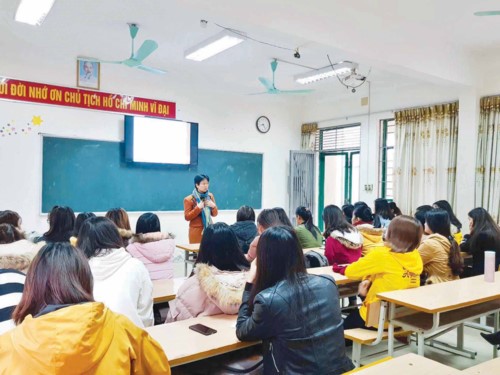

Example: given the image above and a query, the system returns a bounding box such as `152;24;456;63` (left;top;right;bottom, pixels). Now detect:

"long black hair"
425;209;463;276
73;212;96;236
468;207;500;253
248;226;306;317
414;205;433;230
433;200;461;230
295;206;320;239
374;198;394;220
195;222;249;273
352;205;374;224
77;217;123;259
44;206;75;242
272;207;293;228
136;212;161;234
322;205;355;237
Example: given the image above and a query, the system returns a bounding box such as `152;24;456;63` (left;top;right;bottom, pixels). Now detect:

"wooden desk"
303;247;325;255
177;243;200;276
378;272;500;357
345;353;461;374
146;314;258;367
152;277;186;303
307;266;349;285
463;357;500;374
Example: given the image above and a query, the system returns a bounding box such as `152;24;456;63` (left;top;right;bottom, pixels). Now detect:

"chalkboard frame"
41;135;263;213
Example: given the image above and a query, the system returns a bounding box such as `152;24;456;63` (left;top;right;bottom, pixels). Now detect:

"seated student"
77;217;154;328
236;226;354;374
0;210;23;231
414;205;433;241
229;205;258;254
105;207;133;246
418;209;463;284
342;204;355;224
460;207;500;277
433;200;463;244
167;223;249;322
127;212;175;280
373;198;394;229
0;224;33;272
342;216;423;329
70;212;96;247
37;206;75;243
0;242;170;374
352;205;384;256
389;201;403;216
245;209;281;262
273;207;294;228
323;205;362;266
0;268;25;334
294;206;323;249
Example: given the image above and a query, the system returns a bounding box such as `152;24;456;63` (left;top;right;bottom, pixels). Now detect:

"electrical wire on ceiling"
204;20;371;93
211;21;302;59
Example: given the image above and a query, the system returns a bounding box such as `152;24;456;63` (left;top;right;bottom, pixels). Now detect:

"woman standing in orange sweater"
184;174;218;243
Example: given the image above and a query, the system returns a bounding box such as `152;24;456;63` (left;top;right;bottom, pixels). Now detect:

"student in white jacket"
77;217;153;328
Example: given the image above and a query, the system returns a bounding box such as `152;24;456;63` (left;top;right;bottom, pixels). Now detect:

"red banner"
0;78;175;118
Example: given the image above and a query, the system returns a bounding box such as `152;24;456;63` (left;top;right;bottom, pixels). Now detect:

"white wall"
0;91;301;245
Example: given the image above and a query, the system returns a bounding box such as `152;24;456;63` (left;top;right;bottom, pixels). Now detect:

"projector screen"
124;116;198;166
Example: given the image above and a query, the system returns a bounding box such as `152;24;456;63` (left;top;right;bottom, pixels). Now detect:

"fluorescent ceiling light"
295;61;358;85
185;29;246;61
15;0;55;26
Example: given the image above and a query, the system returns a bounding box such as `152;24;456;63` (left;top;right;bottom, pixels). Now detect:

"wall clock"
256;116;271;134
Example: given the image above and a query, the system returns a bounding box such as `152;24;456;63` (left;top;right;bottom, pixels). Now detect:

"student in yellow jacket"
0;242;170;375
343;215;423;329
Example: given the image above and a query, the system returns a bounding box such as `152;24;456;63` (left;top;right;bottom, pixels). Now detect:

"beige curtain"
476;96;500;223
394;102;459;215
301;122;318;150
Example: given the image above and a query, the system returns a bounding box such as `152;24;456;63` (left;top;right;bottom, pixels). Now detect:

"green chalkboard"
42;136;262;213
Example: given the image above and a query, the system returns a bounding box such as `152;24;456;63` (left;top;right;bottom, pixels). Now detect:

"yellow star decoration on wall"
32;115;43;126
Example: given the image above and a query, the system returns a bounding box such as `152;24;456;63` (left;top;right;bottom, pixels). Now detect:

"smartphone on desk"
189;323;217;336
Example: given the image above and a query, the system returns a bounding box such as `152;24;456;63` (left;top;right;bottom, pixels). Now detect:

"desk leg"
387;302;395;356
417;333;425;356
494;311;499;358
388;323;394;356
457;323;464;350
184;251;189;276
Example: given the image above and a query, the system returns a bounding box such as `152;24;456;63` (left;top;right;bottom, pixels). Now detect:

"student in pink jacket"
245;209;284;262
167;222;249;322
127;213;175;280
322;205;362;266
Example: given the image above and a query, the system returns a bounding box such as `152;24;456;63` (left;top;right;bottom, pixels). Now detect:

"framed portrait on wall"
76;59;100;90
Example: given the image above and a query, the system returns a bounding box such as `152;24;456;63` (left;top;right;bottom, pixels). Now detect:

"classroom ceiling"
0;0;499;100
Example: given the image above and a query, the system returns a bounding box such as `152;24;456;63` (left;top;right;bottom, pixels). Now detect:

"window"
319;124;361;152
379;119;395;200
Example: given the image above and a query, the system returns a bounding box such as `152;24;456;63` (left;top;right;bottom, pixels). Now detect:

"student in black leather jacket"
236;226;354;374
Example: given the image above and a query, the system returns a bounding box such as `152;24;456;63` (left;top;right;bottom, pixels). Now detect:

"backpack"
304;251;329;268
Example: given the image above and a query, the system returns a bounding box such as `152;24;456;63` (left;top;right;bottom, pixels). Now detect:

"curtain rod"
313;99;459;124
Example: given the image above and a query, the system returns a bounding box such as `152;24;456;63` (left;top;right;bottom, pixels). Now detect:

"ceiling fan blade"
474;10;500;16
135;40;158;62
248;91;269;95
137;65;167;74
258;77;274;91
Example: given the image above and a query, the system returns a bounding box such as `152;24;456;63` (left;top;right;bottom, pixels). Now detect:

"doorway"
318;151;360;228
